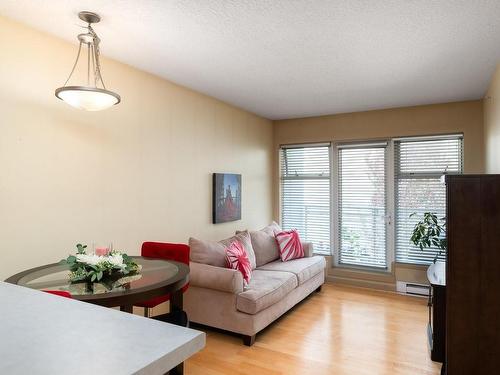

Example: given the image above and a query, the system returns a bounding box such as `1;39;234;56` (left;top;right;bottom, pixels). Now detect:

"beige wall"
0;16;274;280
274;100;484;224
485;64;500;173
274;101;484;288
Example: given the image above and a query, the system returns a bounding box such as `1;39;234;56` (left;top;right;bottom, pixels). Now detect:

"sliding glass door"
337;143;388;269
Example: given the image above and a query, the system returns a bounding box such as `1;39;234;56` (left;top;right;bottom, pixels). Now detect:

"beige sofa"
184;223;326;345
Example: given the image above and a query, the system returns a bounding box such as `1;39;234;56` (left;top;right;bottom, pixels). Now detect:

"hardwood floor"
185;283;441;375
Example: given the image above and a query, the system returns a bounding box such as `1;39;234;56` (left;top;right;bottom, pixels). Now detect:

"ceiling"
1;0;500;120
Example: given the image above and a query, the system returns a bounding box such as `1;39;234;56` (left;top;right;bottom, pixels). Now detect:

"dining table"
5;256;189;314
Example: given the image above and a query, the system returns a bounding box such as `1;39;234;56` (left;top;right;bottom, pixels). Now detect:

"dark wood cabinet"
445;175;500;375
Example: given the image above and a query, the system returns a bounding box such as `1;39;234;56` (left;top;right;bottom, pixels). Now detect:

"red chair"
43;290;72;298
134;242;190;318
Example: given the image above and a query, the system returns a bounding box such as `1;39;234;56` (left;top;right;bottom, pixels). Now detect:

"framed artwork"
213;173;241;224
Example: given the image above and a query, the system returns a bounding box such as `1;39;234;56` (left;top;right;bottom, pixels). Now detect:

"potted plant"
410;212;446;263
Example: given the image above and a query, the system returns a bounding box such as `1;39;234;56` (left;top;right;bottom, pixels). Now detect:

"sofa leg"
242;334;256;346
315;285;322;293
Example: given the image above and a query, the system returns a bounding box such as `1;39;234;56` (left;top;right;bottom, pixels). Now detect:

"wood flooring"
185;283;441;375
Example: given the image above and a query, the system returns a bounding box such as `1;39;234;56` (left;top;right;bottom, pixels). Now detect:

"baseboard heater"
396;281;430;297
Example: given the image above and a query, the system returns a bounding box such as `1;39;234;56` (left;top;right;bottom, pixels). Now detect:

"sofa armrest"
302;242;314;257
189;261;244;294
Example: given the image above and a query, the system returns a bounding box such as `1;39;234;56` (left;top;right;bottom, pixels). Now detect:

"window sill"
394;262;431;271
329;263;396;284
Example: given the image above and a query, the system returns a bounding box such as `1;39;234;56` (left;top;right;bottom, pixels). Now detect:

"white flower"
107;253;126;269
76;253;103;266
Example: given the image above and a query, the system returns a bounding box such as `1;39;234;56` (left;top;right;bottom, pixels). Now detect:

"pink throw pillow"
275;229;305;262
225;240;252;285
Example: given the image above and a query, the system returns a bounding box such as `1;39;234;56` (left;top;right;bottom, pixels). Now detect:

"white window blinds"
338;144;387;268
395;135;463;265
280;144;331;254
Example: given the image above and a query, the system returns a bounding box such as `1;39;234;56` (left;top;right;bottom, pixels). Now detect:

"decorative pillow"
220;231;257;270
189;232;257;269
225;240;252;285
275;229;305;262
237;222;282;267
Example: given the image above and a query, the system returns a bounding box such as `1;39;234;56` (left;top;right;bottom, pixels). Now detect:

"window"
280;144;331;254
337;143;388;268
395;135;463;265
279;134;463;269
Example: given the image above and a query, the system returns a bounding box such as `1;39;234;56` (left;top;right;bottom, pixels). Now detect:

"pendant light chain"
90;41;96;87
88;24;107;89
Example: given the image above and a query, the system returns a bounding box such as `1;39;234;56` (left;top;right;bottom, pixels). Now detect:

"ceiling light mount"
55;11;120;111
78;11;101;25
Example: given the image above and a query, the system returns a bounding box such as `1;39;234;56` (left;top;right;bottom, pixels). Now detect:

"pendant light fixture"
55;11;120;111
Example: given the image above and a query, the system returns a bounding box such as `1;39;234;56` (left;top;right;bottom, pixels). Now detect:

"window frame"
393;134;464;265
279;142;332;255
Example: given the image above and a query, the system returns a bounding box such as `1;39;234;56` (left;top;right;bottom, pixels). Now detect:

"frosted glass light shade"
55;86;120;111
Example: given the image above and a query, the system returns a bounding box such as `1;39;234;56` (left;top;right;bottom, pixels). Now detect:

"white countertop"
0;282;205;375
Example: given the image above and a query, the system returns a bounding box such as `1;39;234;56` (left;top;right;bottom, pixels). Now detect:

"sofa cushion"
189;231;257;269
238;221;282;267
257;256;326;285
236;270;297;314
189;237;226;267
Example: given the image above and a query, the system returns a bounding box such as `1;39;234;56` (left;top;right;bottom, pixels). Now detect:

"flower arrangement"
62;244;141;283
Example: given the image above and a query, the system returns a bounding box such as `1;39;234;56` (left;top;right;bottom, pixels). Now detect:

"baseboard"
326;275;397;292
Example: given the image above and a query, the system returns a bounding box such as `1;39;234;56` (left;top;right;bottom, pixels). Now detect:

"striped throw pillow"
275;229;305;262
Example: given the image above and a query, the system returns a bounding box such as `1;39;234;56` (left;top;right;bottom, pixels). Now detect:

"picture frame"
212;173;241;224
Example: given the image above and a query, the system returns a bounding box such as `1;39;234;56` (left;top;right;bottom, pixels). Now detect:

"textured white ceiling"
1;0;500;119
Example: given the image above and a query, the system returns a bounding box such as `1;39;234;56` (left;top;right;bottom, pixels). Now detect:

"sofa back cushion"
189;231;257;269
189;237;226;267
238;221;282;267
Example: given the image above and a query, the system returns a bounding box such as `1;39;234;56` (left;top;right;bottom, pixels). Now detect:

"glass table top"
14;257;180;296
